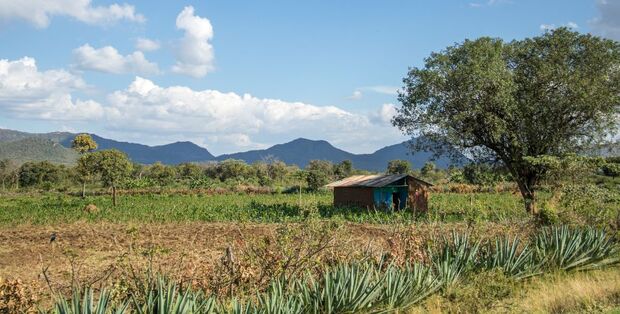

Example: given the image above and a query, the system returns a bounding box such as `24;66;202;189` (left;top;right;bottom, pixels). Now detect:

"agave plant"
534;225;620;272
485;236;541;279
431;231;480;287
46;288;128;314
132;277;216;314
374;263;441;312
298;263;384;314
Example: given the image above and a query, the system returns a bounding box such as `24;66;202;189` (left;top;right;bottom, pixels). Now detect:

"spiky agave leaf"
486;236;541;279
430;231;480;287
48;288;128;314
535;226;620;272
299;263;384;314
374;263;441;312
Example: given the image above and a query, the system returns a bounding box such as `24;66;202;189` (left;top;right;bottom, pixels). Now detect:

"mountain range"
0;128;463;171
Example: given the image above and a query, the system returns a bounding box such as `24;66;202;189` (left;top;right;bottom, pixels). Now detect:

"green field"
0;191;530;225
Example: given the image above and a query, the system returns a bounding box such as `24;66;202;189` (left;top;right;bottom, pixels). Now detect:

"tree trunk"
517;181;537;214
82;182;86;198
112;184;117;206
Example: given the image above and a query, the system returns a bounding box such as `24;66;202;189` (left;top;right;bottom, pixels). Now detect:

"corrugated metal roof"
326;174;432;188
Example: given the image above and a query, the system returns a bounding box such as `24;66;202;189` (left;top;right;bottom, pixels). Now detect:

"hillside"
0;138;78;164
59;135;215;164
0;128;465;170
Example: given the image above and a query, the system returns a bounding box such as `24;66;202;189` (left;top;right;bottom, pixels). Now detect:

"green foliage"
91;150;133;188
49;288;128;314
431;232;480;287
71;134;98;154
462;163;505;186
18;161;64;188
484;236;539;279
395;28;620;213
147;162;178;186
333;160;353;179
386;160;411;175
305;160;333;191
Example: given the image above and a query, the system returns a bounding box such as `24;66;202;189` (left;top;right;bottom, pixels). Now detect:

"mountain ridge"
0;128;463;170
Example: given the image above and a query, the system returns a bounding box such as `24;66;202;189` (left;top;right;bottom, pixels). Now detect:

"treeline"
1;134;618;201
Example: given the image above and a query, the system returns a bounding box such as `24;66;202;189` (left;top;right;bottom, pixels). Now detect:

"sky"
0;0;618;155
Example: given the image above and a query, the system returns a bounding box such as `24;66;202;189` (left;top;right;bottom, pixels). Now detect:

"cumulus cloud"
0;0;144;28
72;44;159;75
101;77;402;153
591;0;620;40
135;38;160;52
371;104;398;125
171;6;215;78
0;57;103;120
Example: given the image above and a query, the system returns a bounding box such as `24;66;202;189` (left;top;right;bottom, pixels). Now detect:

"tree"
305;160;333;191
386;160;411;174
393;28;620;214
0;159;19;190
177;162;203;180
92;149;132;206
420;162;436;176
76;153;100;197
71;134;98;154
71;134;98;197
147;162;178;186
18;161;62;188
334;160;353;179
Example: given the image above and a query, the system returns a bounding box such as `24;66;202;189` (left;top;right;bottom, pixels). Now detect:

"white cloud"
347;90;363;100
0;57;103;120
371;103;398;125
540;21;579;31
591;0;620;40
0;0;144;28
364;85;399;95
135;38;160;52
72;44;159;75
102;77;402;153
171;6;215;78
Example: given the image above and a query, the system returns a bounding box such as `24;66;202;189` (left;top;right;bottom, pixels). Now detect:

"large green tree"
92;149;132;206
393;28;620;214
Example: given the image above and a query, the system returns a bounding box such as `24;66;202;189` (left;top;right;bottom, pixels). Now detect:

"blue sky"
0;0;617;155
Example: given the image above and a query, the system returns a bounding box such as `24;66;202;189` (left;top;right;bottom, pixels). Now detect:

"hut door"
392;192;400;210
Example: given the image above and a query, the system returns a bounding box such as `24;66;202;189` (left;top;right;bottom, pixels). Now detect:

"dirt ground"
0;222;394;287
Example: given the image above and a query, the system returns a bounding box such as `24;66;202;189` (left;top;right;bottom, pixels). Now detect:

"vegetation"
394;28;620;214
25;226;620;313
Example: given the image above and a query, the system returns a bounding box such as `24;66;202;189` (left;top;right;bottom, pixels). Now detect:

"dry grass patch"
504;268;620;313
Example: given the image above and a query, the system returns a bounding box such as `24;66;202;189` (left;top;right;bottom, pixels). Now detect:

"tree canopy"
393;28;620;213
71;134;98;154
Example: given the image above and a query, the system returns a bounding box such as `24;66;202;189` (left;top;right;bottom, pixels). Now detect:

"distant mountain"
219;137;464;170
351;140;464;171
0;137;77;164
0;128;465;170
59;135;215;164
217;138;357;166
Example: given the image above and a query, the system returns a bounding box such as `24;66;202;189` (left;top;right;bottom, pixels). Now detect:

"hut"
325;174;432;212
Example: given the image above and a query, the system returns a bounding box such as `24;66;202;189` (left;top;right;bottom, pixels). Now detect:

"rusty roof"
325;174;432;188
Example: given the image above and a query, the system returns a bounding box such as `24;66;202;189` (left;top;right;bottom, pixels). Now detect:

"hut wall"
373;186;408;210
333;187;374;207
406;179;429;212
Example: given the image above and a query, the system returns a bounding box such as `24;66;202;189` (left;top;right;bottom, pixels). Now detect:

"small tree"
76;153;100;197
394;28;620;214
334;160;353;179
147;162;178;186
92;149;132;206
305;160;333;191
71;134;98;154
386;160;411;174
420;161;436;176
71;134;98;197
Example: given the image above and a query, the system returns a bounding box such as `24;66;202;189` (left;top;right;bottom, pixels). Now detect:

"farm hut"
325;174;432;212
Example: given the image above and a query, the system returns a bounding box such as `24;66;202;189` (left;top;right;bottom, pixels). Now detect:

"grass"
0;191;529;225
